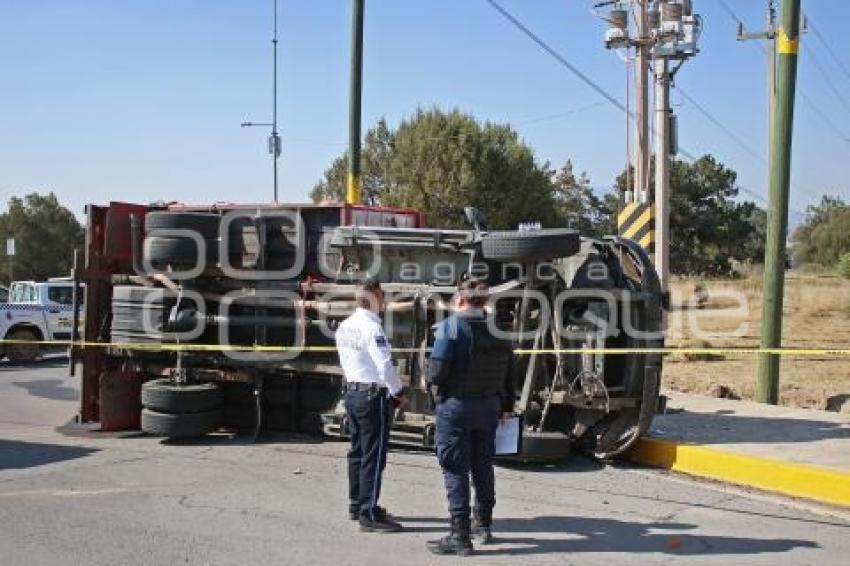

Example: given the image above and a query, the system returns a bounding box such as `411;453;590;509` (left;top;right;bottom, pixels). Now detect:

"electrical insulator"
662;2;683;23
648;8;661;30
608;9;628;30
604;7;630;49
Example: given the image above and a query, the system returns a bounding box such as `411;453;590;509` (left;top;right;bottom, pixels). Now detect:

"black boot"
472;508;494;544
426;517;473;556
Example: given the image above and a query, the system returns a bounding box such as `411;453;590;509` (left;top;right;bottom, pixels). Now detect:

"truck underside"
75;202;663;461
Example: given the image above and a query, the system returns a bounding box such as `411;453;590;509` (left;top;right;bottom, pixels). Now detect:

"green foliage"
791;196;850;267
552;160;616;237
838;253;850;279
0;192;84;284
313;109;762;278
616;155;766;276
311;108;567;229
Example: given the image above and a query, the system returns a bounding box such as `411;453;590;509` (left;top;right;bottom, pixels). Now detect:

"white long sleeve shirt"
335;307;403;396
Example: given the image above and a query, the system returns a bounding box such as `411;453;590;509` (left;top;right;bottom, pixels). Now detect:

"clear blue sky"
1;0;848;222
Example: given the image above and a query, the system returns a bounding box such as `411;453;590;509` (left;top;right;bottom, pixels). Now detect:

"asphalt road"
1;360;848;565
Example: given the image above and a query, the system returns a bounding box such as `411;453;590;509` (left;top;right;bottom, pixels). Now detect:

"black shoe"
472;524;493;545
349;506;391;521
359;513;403;533
472;509;494;544
426;517;473;556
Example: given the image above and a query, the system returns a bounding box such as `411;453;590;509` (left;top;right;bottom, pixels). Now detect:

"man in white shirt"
336;279;406;533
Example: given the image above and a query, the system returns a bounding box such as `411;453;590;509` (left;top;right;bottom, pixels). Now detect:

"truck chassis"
74;202;663;461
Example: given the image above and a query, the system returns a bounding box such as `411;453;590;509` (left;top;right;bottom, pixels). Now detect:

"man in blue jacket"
426;278;516;556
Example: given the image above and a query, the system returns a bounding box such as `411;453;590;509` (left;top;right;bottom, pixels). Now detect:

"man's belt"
343;382;388;394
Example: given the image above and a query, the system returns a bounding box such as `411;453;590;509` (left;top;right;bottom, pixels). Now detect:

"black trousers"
435;395;501;521
345;386;391;519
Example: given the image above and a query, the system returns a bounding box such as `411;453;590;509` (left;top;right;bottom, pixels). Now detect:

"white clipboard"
494;416;522;456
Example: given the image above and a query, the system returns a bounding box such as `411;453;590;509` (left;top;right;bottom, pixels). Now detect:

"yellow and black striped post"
618;202;656;264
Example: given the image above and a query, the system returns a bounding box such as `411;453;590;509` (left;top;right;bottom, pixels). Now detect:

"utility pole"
241;0;282;203
347;0;365;205
600;1;700;290
654;57;671;289
737;0;778;153
634;0;650;204
758;0;802;405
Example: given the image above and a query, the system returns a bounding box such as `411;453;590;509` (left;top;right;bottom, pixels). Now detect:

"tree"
616;155;766;276
0;192;84;283
311;108;562;229
552;160;615;237
791;196;850;267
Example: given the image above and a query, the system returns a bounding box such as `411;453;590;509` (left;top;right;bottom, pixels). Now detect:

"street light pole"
272;0;280;203
241;0;282;203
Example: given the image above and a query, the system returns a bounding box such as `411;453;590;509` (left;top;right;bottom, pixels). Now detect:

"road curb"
629;437;850;508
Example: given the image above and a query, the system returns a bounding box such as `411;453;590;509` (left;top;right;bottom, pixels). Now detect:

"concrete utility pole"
758;0;802;405
654;58;671;289
347;0;365;205
634;0;650;204
601;1;700;290
737;0;778;154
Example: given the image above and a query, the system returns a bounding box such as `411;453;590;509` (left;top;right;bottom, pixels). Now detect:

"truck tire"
141;407;222;438
112;286;178;304
480;229;580;261
4;328;40;363
145;212;221;239
143;236;219;267
111;286;178;343
141;379;223;413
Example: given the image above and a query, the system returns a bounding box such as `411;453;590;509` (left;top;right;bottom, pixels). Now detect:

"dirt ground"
663;275;850;410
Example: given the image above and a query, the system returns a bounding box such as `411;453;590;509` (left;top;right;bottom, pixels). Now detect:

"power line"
677;88;767;165
714;0;743;26
713;0;850;148
808;18;850;84
484;0;819;213
518;100;610;125
802;44;850;118
484;0;627;115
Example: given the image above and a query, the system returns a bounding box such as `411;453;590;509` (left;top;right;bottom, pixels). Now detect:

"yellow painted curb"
630;437;850;508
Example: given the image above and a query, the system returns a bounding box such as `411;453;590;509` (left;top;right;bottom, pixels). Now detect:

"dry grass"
664;275;850;410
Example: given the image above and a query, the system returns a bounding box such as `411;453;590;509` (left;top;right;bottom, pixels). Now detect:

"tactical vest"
446;317;513;399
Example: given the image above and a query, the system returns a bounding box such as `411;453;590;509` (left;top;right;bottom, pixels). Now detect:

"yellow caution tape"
2;339;850;357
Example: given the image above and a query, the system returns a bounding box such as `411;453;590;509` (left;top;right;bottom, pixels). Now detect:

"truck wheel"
5;329;40;363
141;379;223;413
141;407;222;438
143;236;219;267
480;229;580;261
145;212;222;239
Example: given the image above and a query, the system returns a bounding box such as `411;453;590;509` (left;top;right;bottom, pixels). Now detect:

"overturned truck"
73;201;664;461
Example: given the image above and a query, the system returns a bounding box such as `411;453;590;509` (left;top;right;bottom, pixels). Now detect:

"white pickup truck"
0;279;82;363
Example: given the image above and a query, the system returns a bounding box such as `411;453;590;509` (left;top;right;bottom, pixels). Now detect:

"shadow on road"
12;379;78;402
652;410;850;445
401;515;818;557
0;439;97;470
0;356;69;371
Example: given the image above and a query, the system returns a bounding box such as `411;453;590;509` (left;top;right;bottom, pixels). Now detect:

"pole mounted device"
241;0;282;203
757;0;802;405
347;0;365;205
598;1;701;291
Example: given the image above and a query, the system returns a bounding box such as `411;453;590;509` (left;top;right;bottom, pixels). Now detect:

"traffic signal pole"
347;0;365;205
757;0;801;404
